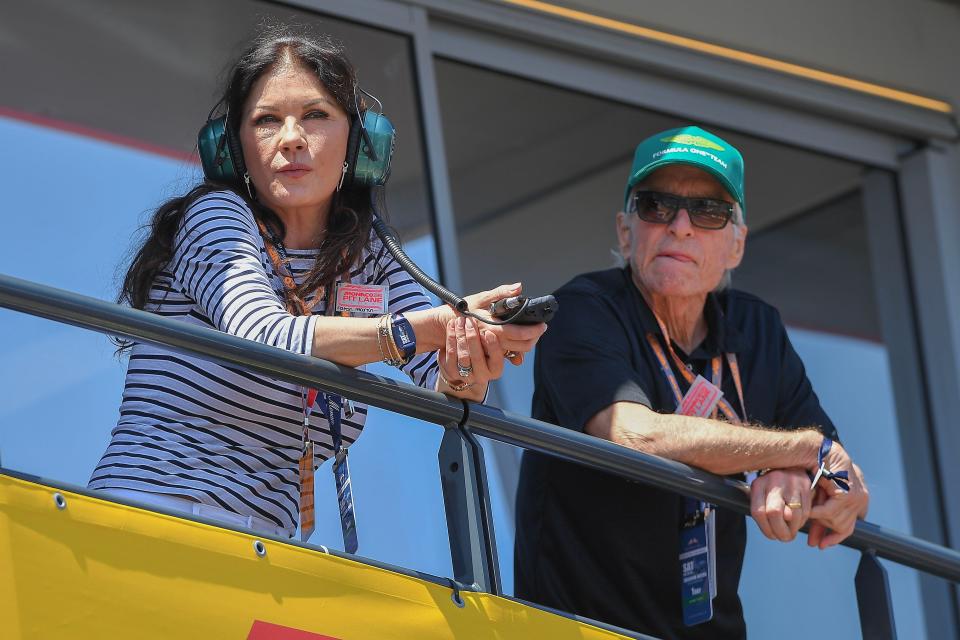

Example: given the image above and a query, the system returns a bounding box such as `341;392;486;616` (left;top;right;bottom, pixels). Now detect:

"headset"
196;88;395;194
195;89;555;325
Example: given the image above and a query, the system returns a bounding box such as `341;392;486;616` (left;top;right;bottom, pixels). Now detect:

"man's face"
616;164;747;299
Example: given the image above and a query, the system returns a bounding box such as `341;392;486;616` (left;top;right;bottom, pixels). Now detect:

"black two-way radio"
489;295;557;325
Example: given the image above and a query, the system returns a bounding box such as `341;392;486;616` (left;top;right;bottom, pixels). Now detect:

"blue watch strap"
390;312;416;361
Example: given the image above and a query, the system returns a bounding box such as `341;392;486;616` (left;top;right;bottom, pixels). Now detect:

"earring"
242;173;253;199
337;161;348;192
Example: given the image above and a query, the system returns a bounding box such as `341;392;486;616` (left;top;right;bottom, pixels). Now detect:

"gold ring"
786;501;803;509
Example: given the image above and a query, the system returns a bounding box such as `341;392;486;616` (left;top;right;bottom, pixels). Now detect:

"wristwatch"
390;312;416;364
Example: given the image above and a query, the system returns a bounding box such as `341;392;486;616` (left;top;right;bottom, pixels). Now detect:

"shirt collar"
624;266;750;359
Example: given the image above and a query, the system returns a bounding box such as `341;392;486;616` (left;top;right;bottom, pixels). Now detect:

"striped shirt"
89;190;439;535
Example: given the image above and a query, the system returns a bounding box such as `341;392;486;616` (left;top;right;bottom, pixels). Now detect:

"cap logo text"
659;134;725;152
651;146;728;169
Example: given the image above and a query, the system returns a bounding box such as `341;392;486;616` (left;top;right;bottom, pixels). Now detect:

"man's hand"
750;468;813;542
808;462;869;549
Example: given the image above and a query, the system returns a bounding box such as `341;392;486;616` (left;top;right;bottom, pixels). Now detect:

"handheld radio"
490;295;557;325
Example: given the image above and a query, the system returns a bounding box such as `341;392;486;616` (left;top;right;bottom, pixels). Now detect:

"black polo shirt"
514;267;837;640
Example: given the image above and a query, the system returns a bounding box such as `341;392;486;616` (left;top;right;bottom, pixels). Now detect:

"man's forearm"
590;402;824;475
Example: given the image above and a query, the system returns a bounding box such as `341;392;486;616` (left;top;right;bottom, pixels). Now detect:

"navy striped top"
89;190;439;535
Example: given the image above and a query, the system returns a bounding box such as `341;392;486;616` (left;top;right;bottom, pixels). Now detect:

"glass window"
435;57;925;638
0;0;450;578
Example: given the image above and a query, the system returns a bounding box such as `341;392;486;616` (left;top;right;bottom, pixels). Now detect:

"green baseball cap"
624;125;745;218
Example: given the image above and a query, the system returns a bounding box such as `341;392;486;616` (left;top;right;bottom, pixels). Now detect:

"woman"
88;26;545;538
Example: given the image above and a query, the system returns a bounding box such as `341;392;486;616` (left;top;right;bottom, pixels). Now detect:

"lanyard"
646;313;747;424
300;389;345;452
257;218;352;437
303;389;344;455
257;219;318;316
259;218;357;545
648;315;739;620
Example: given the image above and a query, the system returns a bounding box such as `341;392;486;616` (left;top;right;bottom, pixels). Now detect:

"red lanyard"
646;314;746;424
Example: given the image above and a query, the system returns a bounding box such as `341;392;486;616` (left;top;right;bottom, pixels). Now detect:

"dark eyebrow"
251;97;336;112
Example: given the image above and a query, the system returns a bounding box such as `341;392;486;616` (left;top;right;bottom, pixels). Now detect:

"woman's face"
239;62;350;218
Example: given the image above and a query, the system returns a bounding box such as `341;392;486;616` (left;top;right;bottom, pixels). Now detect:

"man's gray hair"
614;202;745;292
715;202;745;291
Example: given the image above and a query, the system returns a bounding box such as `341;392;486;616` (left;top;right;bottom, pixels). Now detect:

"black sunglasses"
628;190;735;230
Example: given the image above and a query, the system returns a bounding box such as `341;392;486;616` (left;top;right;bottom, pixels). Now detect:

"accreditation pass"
679;509;713;626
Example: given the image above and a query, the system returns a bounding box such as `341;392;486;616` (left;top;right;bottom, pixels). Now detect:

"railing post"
438;421;501;596
856;549;898;640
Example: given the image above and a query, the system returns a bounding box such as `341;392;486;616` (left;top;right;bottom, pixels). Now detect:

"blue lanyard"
302;388;344;455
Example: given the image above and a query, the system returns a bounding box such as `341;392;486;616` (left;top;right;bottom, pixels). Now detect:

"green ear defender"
197;93;395;192
347;110;395;188
198;113;246;186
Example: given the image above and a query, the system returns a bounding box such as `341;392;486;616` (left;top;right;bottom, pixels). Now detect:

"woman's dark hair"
117;24;372;348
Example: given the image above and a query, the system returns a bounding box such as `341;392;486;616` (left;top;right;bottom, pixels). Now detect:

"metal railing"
1;272;958;639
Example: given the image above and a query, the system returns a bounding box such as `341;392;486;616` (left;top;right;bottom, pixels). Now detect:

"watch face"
391;315;416;359
396;323;413;348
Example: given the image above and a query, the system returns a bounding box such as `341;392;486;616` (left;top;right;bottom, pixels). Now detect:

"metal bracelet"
377;315;402;367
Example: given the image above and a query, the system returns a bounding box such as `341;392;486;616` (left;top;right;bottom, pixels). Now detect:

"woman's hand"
436;316;501;401
439;283;547;365
435;283;548;400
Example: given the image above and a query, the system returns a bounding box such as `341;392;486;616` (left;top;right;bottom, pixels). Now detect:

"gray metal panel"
863;168;959;638
898;143;960;622
283;0;957;142
855;551;899;640
428;19;909;170
438;425;500;593
410;7;464;289
411;0;957;141
281;0;419;32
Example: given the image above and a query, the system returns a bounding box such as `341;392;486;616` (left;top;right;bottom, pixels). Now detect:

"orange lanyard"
257;219;360;543
256;219;319;315
645;314;747;424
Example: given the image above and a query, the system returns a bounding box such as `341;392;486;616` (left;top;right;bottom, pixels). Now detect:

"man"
514;126;869;639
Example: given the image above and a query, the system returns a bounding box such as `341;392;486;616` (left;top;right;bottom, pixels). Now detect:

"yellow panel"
0;474;628;639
